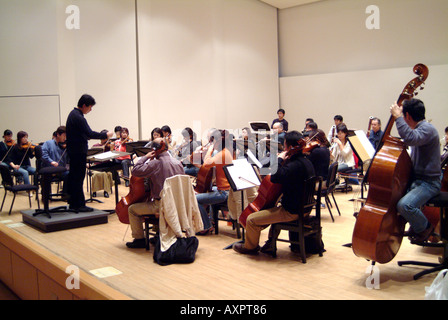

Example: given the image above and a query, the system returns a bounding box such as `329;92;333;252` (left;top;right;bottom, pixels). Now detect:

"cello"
239;141;305;228
115;139;167;224
352;64;429;264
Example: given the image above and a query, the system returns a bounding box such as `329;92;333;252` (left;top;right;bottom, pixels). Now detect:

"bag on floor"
153;236;199;266
425;269;448;300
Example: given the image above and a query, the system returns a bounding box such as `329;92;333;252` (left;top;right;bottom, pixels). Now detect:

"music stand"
86;148;105;204
223;158;261;250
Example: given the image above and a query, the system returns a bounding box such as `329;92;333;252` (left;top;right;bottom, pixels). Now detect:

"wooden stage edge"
0;222;131;300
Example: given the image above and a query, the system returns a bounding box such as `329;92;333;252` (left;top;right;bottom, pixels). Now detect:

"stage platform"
21;207;109;232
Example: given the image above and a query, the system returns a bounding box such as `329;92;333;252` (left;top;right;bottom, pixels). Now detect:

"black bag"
153;236;199;266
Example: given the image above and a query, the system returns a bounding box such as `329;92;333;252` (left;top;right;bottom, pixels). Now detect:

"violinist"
41;126;69;196
305;129;330;179
89;132;114;198
0;129;15;169
161;125;176;152
8;131;36;185
391;99;441;244
176;127;200;175
233;131;315;255
113;127;133;186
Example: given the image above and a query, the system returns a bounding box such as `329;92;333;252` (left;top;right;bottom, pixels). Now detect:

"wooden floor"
0;182;442;300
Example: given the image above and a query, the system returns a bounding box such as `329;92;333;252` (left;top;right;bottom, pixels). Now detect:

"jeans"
397;178;441;233
13;165;36;185
196;187;229;230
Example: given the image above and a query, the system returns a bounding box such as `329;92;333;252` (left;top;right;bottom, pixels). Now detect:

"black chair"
143;214;159;251
398;192;448;280
0;165;40;215
320;162;340;222
269;176;323;263
212;202;242;239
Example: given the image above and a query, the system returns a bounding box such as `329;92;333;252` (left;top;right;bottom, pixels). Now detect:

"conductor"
66;94;113;212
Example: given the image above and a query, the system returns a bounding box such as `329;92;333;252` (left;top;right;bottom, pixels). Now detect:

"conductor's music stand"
223;159;261;250
86;147;105;204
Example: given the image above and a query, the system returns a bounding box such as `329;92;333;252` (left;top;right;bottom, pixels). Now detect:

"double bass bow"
352;64;429;264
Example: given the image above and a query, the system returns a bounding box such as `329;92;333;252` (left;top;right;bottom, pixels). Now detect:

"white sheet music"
354;130;375;159
226;159;261;191
90;151;116;160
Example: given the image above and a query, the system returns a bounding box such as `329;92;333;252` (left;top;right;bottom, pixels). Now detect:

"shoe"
126;238;146;249
196;227;214;235
232;242;260;255
410;224;435;245
69;206;94;213
92;192;97;197
104;191;109;198
260;240;275;255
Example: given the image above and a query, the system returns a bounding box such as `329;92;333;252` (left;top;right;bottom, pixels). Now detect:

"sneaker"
410;224;435;245
126;238;146;249
104;191;109;198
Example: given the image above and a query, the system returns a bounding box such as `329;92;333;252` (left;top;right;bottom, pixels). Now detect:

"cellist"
391;98;441;244
233;131;315;255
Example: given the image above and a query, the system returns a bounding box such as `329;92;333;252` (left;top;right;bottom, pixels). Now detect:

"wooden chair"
0;164;40;215
270;176;323;263
320;162;340;222
143;214;159;251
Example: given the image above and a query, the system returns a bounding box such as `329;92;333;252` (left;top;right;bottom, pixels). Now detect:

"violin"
20;142;37;150
5;140;15;147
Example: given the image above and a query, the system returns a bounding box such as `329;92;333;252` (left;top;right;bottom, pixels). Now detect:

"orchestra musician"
126;137;184;249
113;127;133;186
0;129;15;169
90;133;114;198
441;126;448;164
176;127;200;177
391;99;441;244
327;115;343;144
195;129;233;234
65;94;113;212
271;108;288;132
330;123;355;173
367;117;383;149
233;131;315;255
8;131;36;185
305;129;330;179
41;126;69;196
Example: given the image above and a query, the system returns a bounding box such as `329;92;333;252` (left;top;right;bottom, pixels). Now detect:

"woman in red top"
113;127;133;186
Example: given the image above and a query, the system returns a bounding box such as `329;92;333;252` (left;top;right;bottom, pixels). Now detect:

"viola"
21;142;37;150
352;64;428;264
115;175;149;224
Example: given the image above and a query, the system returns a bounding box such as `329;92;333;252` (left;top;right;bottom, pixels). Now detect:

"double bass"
352;64;429;264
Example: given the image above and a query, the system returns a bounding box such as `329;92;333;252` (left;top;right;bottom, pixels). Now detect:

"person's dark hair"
182;127;194;140
445;126;448;134
3;129;12;138
284;130;304;148
161;125;172;135
306;122;318;130
114;126;122;133
336;123;348;135
402;98;425;122
121;127;129;135
17;131;28;143
151;127;163;140
277;108;285;115
77;94;96;108
55;126;66;136
334;115;343;122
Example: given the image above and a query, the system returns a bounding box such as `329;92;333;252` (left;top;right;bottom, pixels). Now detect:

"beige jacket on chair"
159;175;204;252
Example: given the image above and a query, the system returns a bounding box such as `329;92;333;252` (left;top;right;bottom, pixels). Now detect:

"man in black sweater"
66;94;113;212
233;131;315;255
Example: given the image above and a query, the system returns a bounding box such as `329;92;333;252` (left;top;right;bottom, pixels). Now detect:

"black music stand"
32;166;74;218
222;159;261;250
86;148;105;204
87;151;132;207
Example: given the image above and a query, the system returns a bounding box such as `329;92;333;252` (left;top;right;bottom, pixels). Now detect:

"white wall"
137;0;279;142
0;0;279;147
278;0;448;137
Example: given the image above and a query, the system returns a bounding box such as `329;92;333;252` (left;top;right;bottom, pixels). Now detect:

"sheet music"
246;149;262;168
87;151;131;161
225;159;261;191
354;130;375;159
